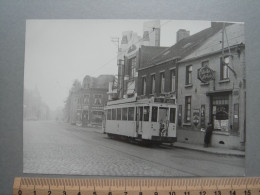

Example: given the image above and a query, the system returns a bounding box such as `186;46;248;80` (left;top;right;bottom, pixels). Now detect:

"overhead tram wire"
92;20;173;75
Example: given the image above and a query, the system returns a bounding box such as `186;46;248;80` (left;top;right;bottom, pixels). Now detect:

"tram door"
158;107;169;136
136;107;143;136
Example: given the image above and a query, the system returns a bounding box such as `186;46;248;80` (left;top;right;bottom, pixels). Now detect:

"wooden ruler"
14;177;260;195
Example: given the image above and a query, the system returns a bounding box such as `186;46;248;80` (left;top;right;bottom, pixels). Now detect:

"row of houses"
64;75;114;126
108;21;245;150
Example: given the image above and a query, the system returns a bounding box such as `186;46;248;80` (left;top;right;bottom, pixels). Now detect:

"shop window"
151;74;156;94
212;95;229;131
170;108;176;123
170;69;176;92
142;77;146;95
186;65;192;85
143;106;150;121
152;107;158;122
185;96;191;122
128;107;134;121
160;72;165;93
220;56;229;80
116;108;121;120
94;94;102;105
122;108;127;120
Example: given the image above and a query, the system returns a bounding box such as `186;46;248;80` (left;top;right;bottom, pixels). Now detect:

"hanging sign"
197;65;215;83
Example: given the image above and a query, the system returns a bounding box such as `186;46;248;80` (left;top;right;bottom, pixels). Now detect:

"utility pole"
111;37;119;51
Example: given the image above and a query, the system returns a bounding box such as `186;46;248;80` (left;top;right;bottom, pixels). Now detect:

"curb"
173;144;245;157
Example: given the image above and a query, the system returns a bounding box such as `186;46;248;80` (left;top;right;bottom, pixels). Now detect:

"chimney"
176;29;190;42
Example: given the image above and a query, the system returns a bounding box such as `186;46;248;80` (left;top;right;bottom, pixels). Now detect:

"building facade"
177;23;245;150
69;75;114;126
116;21;162;99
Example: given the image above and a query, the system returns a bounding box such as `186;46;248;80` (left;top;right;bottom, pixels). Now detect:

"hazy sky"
24;19;211;110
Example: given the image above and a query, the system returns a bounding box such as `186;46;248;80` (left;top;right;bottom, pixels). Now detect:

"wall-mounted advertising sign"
197;65;215;83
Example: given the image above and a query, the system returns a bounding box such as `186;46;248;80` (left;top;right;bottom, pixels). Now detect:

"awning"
206;89;232;96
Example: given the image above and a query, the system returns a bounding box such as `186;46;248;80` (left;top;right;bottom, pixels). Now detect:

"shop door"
211;95;229;131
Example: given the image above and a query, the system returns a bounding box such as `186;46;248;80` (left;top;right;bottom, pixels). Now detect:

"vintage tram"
103;97;177;144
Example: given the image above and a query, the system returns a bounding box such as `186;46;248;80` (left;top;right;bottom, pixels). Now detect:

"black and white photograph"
23;19;245;177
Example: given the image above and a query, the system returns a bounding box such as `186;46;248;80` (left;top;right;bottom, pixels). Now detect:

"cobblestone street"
23;121;245;177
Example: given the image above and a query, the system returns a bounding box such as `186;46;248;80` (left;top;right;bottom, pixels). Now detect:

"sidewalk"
173;142;245;157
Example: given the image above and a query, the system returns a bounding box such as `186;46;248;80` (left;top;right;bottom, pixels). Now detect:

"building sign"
193;109;200;126
197;65;215;83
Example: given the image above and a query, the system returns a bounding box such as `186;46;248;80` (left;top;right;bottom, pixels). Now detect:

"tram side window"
107;109;111;120
122;108;128;120
139;107;143;121
128;107;134;121
117;108;122;120
112;109;116;120
144;106;150;121
170;108;176;123
152;107;158;122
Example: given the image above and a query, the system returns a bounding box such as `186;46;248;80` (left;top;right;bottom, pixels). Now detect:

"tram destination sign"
197;65;215;83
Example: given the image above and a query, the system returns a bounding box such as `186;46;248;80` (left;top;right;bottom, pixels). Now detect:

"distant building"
68;75;114;126
176;29;190;42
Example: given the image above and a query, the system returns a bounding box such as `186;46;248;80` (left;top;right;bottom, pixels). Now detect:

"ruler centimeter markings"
13;177;260;195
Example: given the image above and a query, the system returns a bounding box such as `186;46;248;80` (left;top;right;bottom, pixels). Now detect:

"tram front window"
159;107;168;123
152;107;158;122
170;108;176;123
144;106;149;121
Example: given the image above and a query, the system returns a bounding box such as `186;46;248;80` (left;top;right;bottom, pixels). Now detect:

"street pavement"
23;120;245;177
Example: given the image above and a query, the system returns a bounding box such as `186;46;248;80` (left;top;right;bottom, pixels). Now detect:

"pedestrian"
204;123;213;147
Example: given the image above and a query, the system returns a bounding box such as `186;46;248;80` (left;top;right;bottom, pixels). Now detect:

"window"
170;108;176;123
220;56;229;80
128;107;134;121
152;107;158;122
142;77;146;95
143;106;150;121
112;109;116;120
170;69;176;92
202;61;209;67
129;57;136;80
107;109;111;120
151;74;156;94
94;94;102;105
186;65;192;85
185;96;191;122
122;108;127;120
160;72;165;93
83;95;90;104
116;108;121;120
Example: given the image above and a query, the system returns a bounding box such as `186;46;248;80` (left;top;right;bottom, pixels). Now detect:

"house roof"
143;22;232;68
138;45;169;69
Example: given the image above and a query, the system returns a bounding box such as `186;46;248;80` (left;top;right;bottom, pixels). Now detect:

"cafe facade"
177;23;245;150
